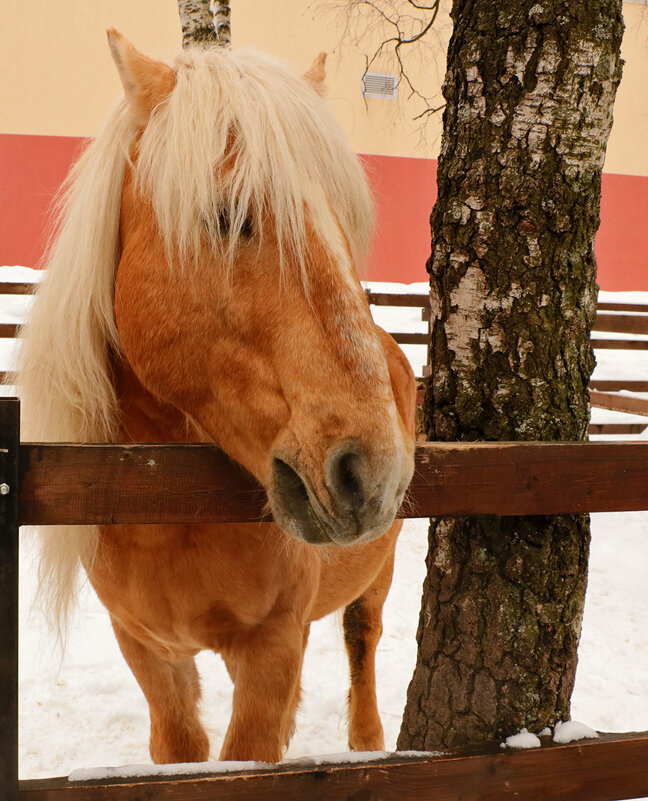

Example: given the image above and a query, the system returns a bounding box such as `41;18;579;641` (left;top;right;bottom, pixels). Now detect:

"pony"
17;31;416;764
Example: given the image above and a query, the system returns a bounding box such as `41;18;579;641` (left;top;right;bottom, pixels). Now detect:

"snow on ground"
6;268;647;789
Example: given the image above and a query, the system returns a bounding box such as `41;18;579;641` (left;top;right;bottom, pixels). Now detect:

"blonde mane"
17;45;374;630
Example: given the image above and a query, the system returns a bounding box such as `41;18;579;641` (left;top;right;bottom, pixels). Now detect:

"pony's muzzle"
270;447;401;546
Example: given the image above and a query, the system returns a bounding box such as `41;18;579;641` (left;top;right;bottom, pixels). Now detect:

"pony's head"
108;31;414;545
26;32;415;548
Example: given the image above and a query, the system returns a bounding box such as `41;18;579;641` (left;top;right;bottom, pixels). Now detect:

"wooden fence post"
0;398;20;801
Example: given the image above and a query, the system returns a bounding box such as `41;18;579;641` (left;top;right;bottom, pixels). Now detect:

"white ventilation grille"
361;72;398;100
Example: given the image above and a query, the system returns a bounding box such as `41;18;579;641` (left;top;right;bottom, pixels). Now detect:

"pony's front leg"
220;617;306;762
111;618;210;763
343;539;397;751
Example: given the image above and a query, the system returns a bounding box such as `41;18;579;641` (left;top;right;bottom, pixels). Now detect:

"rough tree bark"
178;0;231;48
398;0;624;749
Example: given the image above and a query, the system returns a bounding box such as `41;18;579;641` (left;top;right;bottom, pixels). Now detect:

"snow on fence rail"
2;397;648;801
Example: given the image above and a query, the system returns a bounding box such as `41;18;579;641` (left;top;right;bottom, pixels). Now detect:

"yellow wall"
1;0;646;175
606;3;648;175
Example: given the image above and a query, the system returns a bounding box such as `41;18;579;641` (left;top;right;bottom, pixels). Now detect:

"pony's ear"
107;29;176;125
303;52;327;96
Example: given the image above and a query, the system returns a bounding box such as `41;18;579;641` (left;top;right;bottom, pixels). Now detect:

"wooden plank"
589;422;648;435
17;731;648;801
18;440;648;526
19;443;270;526
597;301;648;313
589;390;648;416
406;441;648;517
390;332;428;345
365;291;428;307
0;399;20;801
590;380;648;392
591;338;648;350
0;324;20;338
0;282;35;296
593;313;648;335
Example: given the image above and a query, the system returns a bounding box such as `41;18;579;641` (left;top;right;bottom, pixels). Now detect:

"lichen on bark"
398;0;624;749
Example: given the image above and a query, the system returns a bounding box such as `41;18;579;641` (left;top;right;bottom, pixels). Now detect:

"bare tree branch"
320;0;444;123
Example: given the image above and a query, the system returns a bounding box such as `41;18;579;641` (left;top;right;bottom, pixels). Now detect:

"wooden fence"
365;289;648;435
2;396;648;801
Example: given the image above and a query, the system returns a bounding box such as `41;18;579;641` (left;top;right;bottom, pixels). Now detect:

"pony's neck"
114;360;200;444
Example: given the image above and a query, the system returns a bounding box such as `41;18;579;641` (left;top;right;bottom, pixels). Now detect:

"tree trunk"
398;0;624;750
178;0;230;48
212;0;231;47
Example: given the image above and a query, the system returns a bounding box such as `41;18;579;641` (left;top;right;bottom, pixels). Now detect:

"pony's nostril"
272;458;331;544
329;450;365;514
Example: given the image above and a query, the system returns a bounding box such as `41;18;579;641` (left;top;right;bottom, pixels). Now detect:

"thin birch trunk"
177;0;230;48
212;0;231;47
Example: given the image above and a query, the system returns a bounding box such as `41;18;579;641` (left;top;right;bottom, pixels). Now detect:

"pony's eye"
240;215;254;239
204;209;254;240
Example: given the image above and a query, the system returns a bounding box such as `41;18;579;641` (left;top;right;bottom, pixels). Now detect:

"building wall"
1;1;647;287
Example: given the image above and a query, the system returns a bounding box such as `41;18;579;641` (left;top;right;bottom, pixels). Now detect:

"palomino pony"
18;31;416;764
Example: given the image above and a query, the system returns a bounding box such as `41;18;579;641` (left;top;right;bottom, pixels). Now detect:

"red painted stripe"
1;134;647;290
360;153;436;284
598;172;648;291
0;134;88;268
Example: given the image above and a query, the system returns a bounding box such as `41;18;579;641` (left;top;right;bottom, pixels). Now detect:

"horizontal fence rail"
18;440;648;525
16;732;648;801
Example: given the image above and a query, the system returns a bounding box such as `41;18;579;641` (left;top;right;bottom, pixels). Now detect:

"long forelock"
134;46;374;277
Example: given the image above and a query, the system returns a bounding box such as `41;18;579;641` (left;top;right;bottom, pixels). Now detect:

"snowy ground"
5;267;647;789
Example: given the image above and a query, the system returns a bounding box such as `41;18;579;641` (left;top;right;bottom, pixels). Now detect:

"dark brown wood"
390;332;429;345
17;731;648;801
590;380;648;392
406;441;648;516
0;324;20;338
597;301;648;313
19;443;270;526
588;422;647;435
0;399;20;801
365;290;429;307
18;440;648;526
593;313;648;335
0;282;35;296
592;338;648;350
590;390;648;416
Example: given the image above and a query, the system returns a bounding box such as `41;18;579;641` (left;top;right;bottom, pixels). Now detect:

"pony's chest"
89;523;319;658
